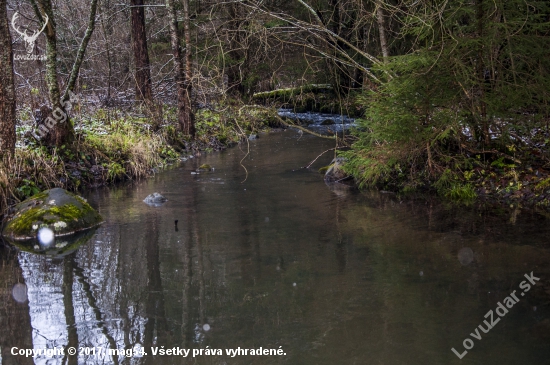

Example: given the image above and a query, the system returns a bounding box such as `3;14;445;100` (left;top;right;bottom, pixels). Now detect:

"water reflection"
0;245;34;364
1;130;550;364
5;227;98;257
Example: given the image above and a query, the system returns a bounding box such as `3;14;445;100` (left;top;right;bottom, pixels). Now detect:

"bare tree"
0;0;16;159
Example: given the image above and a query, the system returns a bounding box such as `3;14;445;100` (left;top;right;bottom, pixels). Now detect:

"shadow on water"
1;130;550;364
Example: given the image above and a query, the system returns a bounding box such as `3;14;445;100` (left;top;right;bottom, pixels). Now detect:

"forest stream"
1;130;550;365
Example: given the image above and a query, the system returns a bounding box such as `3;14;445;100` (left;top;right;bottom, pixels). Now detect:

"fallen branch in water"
304;147;343;169
274;115;336;140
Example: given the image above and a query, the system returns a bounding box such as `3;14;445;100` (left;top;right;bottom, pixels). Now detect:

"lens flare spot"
38;227;55;246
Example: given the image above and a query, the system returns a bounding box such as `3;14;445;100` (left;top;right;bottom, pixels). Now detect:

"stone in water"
143;193;168;206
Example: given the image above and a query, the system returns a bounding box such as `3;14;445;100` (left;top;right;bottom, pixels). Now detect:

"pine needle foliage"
344;0;550;196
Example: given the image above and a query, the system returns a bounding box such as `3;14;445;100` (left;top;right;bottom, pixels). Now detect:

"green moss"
6;203;93;237
3;189;103;240
49;204;84;221
318;165;331;174
5;207;48;237
535;177;550;192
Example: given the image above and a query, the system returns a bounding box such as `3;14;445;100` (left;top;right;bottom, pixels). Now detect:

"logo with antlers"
11;12;48;54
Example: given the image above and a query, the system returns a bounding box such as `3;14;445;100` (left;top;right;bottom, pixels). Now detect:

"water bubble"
265;217;270;222
38;227;54;246
12;283;28;303
203;324;211;331
293;282;297;287
419;271;424;276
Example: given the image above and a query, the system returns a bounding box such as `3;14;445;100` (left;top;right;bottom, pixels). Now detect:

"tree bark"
476;0;489;145
131;0;153;102
376;0;389;60
100;0;114;103
0;0;16;160
167;0;188;134
182;0;195;136
32;0;75;147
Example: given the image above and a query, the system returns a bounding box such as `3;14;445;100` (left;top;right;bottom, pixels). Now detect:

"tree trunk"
225;3;247;95
327;0;353;94
182;0;195;136
100;0;114;104
376;0;389;60
476;0;489;145
0;0;16;160
166;0;189;133
131;0;153;102
62;0;99;102
33;0;74;147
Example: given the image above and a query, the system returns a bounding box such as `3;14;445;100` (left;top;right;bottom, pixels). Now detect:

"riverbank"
0;102;280;217
340;134;550;213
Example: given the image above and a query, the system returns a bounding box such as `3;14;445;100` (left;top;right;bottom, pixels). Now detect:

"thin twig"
304;147;343;169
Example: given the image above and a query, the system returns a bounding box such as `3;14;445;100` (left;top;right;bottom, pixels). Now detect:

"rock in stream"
2;188;103;241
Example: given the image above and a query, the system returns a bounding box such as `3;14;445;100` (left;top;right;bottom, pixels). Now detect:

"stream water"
1;130;550;365
278;109;356;134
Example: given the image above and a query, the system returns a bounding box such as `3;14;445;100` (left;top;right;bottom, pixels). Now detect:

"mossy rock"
197;164;213;172
3;188;103;241
324;157;349;182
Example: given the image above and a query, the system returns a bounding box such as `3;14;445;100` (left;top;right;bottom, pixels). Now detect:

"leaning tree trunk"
62;0;99;102
0;0;16;160
131;0;153;103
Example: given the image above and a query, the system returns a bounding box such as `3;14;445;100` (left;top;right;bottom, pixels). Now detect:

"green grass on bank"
0;103;278;215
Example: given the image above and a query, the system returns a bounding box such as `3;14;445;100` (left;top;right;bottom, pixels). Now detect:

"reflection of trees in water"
4;133;550;364
0;245;34;365
63;255;78;365
73;257;120;364
181;180;207;350
143;210;169;365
